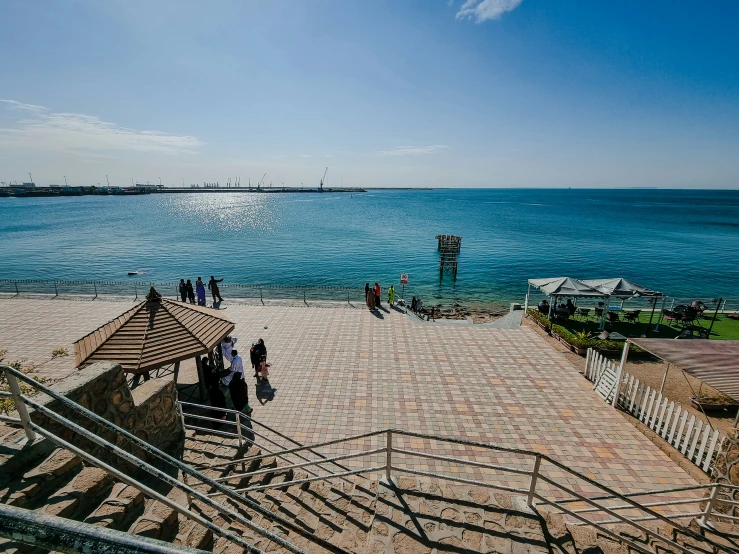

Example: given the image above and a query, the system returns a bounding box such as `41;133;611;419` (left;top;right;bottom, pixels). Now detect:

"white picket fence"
584;349;725;474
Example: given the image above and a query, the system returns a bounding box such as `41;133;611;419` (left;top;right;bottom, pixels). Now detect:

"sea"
1;188;738;306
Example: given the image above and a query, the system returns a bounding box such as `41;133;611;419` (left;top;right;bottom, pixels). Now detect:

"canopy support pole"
524;283;531;312
659;362;671;395
599;297;608;331
547;296;554;320
655;297;666;332
612;340;630;408
173;361;180;384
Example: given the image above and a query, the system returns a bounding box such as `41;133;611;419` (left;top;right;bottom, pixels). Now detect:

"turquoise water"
1;189;738;304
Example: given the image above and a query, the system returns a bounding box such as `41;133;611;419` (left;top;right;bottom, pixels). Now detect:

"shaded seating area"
73;286;235;400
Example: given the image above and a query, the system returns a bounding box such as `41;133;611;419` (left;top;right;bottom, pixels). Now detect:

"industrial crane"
258;173;266;190
320;167;328;191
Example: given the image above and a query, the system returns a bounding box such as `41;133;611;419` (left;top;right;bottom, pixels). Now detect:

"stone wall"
711;428;739;517
29;361;183;468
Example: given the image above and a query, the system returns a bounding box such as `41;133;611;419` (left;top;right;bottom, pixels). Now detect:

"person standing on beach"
195;277;206;306
186;279;195;304
388;285;395;307
375;282;381;308
209;275;224;303
365;283;370;303
366;283;375;310
179;279;187;302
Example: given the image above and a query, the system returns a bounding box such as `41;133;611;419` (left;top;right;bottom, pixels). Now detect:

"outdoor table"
608;332;627;341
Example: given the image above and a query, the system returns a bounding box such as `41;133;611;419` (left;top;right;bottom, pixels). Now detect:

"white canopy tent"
582;278;666;331
526;277;665;331
525;277;607;320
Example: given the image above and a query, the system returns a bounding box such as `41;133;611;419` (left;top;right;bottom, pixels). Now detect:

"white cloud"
379;145;449;156
0;100;202;155
1;99;49;113
456;0;523;22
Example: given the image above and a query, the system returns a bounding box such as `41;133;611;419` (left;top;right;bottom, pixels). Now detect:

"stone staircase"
3;415;738;554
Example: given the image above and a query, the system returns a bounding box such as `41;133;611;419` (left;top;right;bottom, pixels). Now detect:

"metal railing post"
699;484;720;527
304;289;307;306
4;369;37;441
53;282;58;297
385;430;393;483
236;413;244;448
134;283;138;301
14;282;19;297
260;287;264;305
93;282;98;300
527;455;541;508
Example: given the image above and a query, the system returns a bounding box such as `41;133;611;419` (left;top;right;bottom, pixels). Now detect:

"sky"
1;0;738;189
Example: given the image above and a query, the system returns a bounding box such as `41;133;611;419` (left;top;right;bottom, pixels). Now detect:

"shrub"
527;309;551;328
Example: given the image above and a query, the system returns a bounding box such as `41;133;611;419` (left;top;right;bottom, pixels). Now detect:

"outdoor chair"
575;307;590;320
606;311;620;323
594;308;604;319
623;309;641;323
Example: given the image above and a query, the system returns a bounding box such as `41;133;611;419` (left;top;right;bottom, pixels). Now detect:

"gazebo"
581;278;665;330
525;277;606;319
74;287;234;397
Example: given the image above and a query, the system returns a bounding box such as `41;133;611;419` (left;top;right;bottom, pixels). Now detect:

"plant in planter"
691;393;739;412
527;309;552;333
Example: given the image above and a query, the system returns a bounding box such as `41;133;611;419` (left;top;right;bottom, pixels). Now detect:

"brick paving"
0;297;699;504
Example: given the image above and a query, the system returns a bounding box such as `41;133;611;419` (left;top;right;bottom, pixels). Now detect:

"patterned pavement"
0;297;699;503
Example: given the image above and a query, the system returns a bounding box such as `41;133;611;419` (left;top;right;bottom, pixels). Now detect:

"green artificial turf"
556;311;739;341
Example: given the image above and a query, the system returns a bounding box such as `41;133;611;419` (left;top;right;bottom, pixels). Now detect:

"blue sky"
1;0;738;188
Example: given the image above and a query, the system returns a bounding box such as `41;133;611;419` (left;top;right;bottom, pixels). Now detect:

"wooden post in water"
436;235;462;281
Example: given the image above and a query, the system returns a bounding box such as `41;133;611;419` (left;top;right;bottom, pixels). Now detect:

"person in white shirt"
222;350;250;413
221;336;237;364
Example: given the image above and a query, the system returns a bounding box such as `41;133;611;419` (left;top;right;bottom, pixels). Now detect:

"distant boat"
127;271;139;276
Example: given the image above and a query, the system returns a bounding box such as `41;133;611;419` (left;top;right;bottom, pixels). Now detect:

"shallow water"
1;188;738;304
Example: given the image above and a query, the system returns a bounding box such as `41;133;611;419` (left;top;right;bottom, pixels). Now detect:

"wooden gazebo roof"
73;287;234;374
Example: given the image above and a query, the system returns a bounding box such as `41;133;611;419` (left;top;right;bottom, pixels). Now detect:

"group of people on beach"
178;276;224;306
364;282;396;310
203;336;271;420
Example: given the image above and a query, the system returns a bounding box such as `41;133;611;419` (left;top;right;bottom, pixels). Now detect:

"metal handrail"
3;365;732;554
180;403;346;481
198;422;731;553
0;503;210;554
0;364;340;554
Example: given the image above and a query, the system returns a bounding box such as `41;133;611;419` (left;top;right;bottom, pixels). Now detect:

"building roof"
73;288;234;374
628;338;739;401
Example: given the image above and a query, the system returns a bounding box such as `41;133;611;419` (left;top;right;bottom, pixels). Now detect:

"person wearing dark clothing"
202;357;227;425
566;299;575;316
411;296;417;312
208;276;224;303
250;339;267;376
186;279;195;304
365;283;370;302
179;279;187;302
223;350;250;414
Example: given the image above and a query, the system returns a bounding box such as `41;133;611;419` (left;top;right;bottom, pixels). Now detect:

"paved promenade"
0;297;698;502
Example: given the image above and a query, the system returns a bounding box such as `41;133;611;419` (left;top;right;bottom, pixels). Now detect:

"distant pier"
0;185;366;198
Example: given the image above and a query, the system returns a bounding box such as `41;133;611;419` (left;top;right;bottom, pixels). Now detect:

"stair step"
84;482;147;530
0;448;83;509
39;466;115;520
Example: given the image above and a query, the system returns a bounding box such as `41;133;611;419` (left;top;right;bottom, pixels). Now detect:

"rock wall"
711;428;738;517
29;361;183;468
